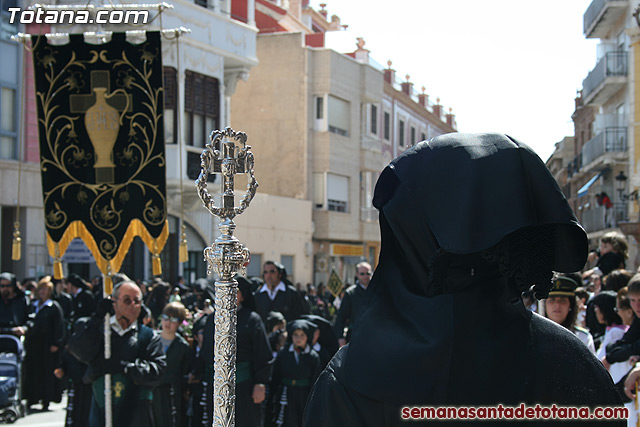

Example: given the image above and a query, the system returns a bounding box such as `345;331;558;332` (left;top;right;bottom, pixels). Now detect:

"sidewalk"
13;396;66;427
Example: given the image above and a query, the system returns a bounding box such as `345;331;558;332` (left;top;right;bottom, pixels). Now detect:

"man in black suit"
254;261;307;323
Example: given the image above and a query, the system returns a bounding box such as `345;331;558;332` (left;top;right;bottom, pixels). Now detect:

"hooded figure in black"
304;133;624;426
300;314;339;369
268;318;321;427
236;276;274;427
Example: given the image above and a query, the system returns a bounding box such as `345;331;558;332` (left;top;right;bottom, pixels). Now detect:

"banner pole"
103;272;112;427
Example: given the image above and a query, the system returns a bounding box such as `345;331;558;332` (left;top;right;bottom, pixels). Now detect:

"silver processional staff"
196;126;258;427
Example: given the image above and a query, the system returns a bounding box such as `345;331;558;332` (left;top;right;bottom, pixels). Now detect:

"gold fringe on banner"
46;219;169;279
179;224;188;263
11;222;21;261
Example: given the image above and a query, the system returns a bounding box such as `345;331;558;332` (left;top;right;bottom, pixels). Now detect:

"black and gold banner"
32;32;168;289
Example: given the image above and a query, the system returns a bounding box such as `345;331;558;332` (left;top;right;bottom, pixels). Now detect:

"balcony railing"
580;204;627;233
581;127;627;166
582;51;627;101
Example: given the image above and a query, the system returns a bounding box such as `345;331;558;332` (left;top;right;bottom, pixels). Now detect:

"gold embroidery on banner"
35;39;167;274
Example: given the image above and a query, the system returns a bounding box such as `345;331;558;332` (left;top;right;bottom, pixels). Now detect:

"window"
246;253;262;278
421;132;426;142
399;120;405;147
411;126;416;145
185;70;219;147
0;19;18;160
370;104;377;135
328;95;349;137
616;103;625;127
0;86;16;159
360;171;376;222
384;112;390;140
163;67;177;144
281;255;294;281
316;96;324;120
0;0;18;41
313;173;325;209
327;173;349;212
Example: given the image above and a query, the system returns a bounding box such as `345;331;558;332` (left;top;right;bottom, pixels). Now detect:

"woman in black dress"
151;301;191;427
23;276;65;411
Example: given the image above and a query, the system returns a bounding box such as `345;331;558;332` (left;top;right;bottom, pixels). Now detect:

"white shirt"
288;343;310;364
34;299;52;314
596;324;632;384
259;281;286;301
110;314;137;337
573;326;596;355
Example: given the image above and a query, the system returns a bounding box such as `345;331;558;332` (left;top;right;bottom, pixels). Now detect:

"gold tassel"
104;275;113;295
54;260;64;280
11;222;21;261
152;253;162;276
179;225;188;263
179;241;188;263
53;243;63;279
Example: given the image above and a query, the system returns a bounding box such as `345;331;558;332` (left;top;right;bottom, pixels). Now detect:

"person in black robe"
58;273;96;426
67;273;96;319
146;281;170;323
194;277;274;427
56;342;92;426
0;272;29;337
68;281;166;427
300;314;339;369
268;319;321;427
304;133;624;426
23;276;65;411
186;313;207;427
53;278;73;325
151;302;191;427
236;276;274;427
333;262;371;345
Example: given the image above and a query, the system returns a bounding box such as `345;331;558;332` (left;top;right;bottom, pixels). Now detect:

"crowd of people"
2;231;639;426
0;259;372;427
3;135;640;426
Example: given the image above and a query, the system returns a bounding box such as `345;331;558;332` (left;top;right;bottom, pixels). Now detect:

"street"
12;398;66;427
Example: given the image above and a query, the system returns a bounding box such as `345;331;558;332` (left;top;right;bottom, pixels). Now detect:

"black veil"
343;133;588;405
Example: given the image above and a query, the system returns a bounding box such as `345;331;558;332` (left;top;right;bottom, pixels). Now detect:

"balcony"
581;127;627;166
580;204;627;233
582;51;627;105
584;0;628;39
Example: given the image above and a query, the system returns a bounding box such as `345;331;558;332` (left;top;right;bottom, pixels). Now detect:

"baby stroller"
0;335;23;423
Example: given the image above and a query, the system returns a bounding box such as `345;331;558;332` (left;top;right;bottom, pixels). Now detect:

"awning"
577;172;602;198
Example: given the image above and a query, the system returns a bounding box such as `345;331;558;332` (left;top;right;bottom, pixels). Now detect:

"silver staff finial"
196;126;258;427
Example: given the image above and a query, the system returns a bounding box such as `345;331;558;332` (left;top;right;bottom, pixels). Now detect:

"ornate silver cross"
196;126;258;427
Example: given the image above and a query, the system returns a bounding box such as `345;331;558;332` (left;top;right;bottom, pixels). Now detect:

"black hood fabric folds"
344;133;589;405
